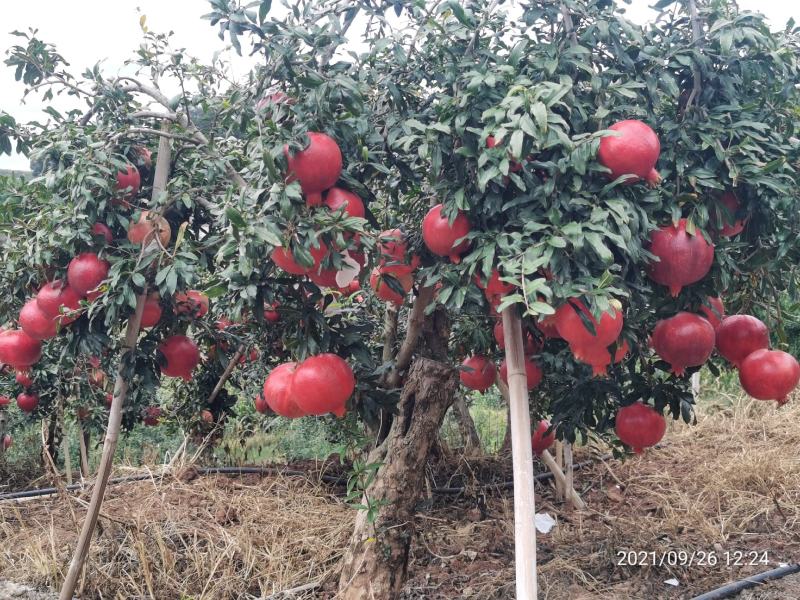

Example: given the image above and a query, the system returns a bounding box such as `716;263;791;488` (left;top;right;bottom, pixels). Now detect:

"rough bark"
338;358;458;600
453;393;482;454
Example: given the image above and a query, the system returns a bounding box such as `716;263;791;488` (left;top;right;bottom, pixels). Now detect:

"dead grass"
1;390;799;599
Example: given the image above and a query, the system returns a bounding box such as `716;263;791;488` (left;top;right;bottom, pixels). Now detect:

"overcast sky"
1;0;796;170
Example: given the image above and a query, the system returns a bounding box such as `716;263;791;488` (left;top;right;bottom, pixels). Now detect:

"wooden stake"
564;442;575;511
59;129;172;600
554;440;564;501
539;449;586;510
501;307;537;600
77;422;90;479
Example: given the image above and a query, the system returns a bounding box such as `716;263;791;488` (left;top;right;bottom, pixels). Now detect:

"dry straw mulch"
1;391;799;599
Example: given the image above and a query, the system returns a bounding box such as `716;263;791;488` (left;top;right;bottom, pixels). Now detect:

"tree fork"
59;127;172;600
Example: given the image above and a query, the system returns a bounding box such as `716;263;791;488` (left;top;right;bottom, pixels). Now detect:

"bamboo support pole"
501;307;537;600
564;442;575;511
539;449;586;510
554;440;564;501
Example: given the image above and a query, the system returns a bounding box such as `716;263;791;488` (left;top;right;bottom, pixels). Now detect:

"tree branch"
111;127;201;144
385;286;436;388
560;3;579;46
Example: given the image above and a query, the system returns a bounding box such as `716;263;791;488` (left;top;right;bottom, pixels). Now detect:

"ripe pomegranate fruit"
0;395;10;407
422;204;471;263
651;312;715;375
284;132;342;206
597;119;661;186
555;299;623;351
739;349;800;405
378;228;408;263
0;330;42;369
254;393;269;414
370;267;413;305
289;354;355;417
37;280;82;325
105;393;114;408
88;369;106;388
201;409;214;424
174;290;209;318
16;392;39;413
459;355;497;392
493;321;540;353
699;296;725;330
577;339;630;377
143;406;162;426
614;402;666;454
127;211;171;247
537;314;560;339
3;434;11;450
531;420;556;456
67;253;110;296
19;298;58;340
263;304;280;322
324;187;366;219
256;91;294;112
647;219;714;297
475;268;514;299
263;362;304;418
115;164;141;200
158;335;200;381
91;222;114;244
271;246;309;275
711;192;746;237
140;294;162;328
238;348;260;365
15;370;33;388
499;357;543;390
486;135;523;173
715;315;770;368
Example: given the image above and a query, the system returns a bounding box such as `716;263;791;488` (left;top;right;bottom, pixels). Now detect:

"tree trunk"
44;415;59;467
338;358;458;599
453;393;482;454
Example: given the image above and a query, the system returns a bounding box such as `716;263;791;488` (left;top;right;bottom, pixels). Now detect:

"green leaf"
532;102;547;132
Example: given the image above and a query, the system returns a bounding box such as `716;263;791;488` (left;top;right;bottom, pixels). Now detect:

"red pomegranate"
499;357;543;390
140;294;162;328
324;187;366;219
19;298;58;340
16;392;39;413
739;349;800;405
0;395;10;407
700;296;725;330
263;362;304;418
37;280;82;325
576;339;630;377
711;192;746;237
537;314;560;339
308;265;341;288
88;369;106;388
238;348;260;365
647;219;714;297
486;135;523;173
378;228;409;263
289;354;355;417
531;420;556;456
143;406;162;426
127;211;171;247
422;204;471;263
264;304;280;322
493;321;540;353
87;355;101;369
15;370;33;388
158;335;200;381
254;393;268;414
555;299;623;352
91;222;114;244
475;268;514;299
271;246;309;275
174;290;209;318
715;315;770;368
369;267;413;305
3;434;11;450
256;91;294;112
597;119;661;186
651;312;715;375
0;330;42;369
284;132;343;206
115;164;141;200
67;253;110;296
105;393;114;408
459;355;496;392
200;409;214;424
615;402;666;454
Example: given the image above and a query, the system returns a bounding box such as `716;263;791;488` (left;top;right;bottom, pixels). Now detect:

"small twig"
263;580;322;599
110;127;201;144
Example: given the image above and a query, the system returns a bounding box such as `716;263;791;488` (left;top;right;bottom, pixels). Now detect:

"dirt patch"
1;395;798;599
0;581;57;599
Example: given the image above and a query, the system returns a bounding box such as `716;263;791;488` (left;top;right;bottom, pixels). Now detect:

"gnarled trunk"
338;358;458;599
453;393;482;454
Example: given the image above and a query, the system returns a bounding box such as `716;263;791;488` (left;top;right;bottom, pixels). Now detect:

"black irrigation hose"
0;457;599;502
690;563;800;600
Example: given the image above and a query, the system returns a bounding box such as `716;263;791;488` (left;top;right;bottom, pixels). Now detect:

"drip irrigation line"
0;454;603;502
690;563;800;600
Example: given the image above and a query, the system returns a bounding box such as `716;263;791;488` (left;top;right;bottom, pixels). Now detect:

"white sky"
1;0;796;170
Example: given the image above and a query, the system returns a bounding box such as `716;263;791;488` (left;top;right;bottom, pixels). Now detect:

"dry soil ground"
0;395;798;599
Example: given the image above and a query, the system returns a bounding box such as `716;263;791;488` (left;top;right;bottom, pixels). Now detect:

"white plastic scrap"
534;512;556;534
